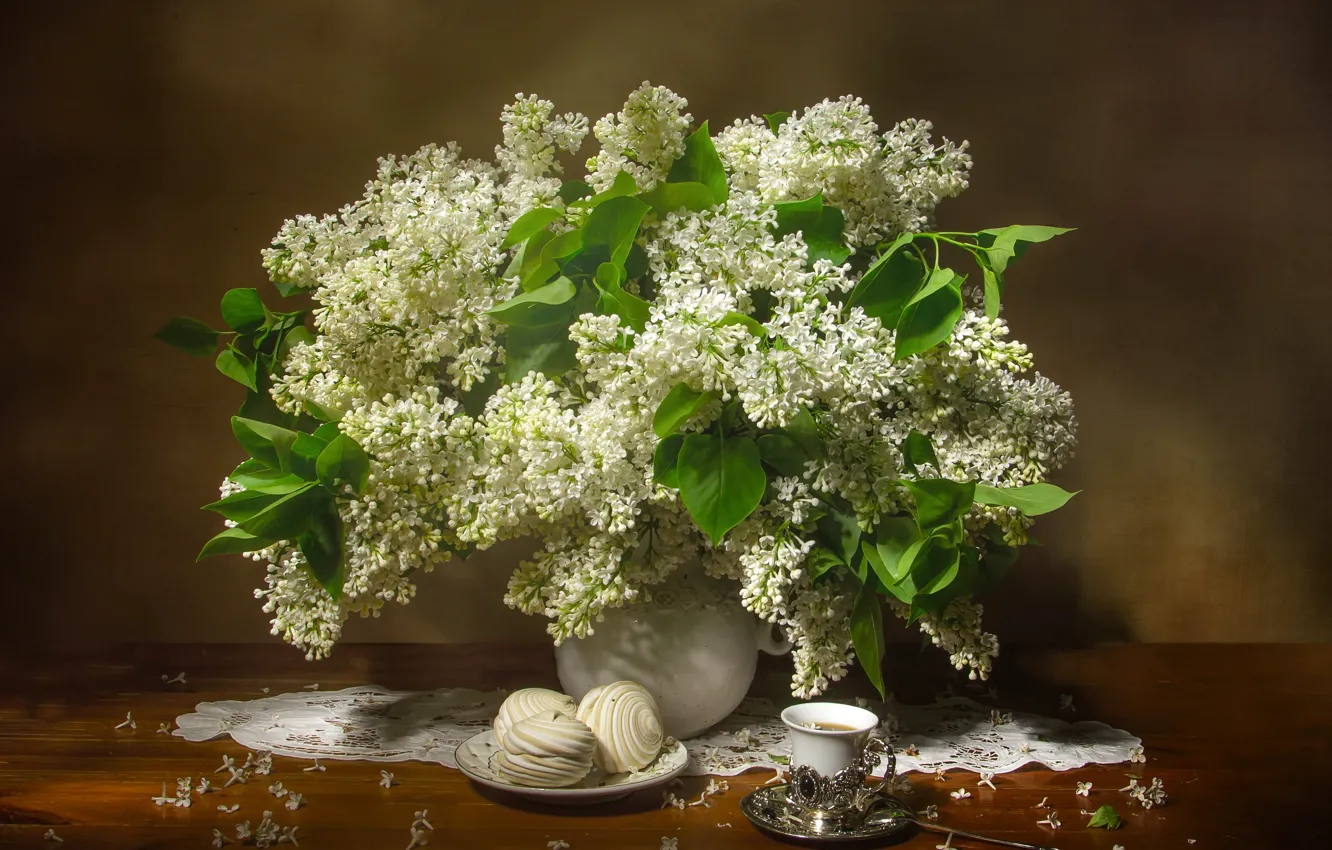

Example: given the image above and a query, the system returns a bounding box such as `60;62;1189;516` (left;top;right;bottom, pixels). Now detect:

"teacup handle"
861;736;895;794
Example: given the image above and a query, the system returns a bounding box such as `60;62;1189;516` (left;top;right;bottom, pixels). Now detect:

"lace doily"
175;686;1139;777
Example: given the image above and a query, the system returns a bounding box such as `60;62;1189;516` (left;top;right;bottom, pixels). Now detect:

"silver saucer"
739;784;916;842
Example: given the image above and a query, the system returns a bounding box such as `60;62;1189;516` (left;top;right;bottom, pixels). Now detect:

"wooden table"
1;644;1326;849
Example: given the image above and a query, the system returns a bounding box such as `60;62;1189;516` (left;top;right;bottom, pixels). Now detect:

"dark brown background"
3;1;1329;656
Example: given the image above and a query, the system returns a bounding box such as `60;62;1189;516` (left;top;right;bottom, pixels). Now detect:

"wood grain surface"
1;644;1325;849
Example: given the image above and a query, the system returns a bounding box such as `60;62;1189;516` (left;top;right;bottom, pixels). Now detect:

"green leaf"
640;181;717;215
236;483;319;540
519;229;581;291
502;207;563;249
902;431;938;476
888;537;959;615
764;111;791;133
677;432;767;545
625;242;649;281
847;236;926;326
719;398;741;433
313;422;341;442
488;276;578;326
806;545;843;580
977;527;1019;590
718;311;765;338
756;433;808;477
272;280;302;298
230;468;310;494
197;527;276;560
544;227;584;258
201;488;281;523
850;577;887;699
973;482;1078;516
904;267;965;309
298;493;345;601
977;225;1074;275
232;416;298;470
653;382;719;438
665;121;729;204
1087;805;1124;830
278;325;314;364
230;458;268;478
501;284;598;382
860;540;886;579
905;478;976;529
154;317;222;357
505;324;575;382
570;170;638;209
215;348;258;391
557;180;594;205
301;398;339;425
893;282;964;361
283;432;325;480
780;408;824;459
594;263;651;332
982;266;1003;320
317;434;371;495
653;433;684;488
814;496;861;565
583;195;650;265
220;288;268;333
917;545;962;596
507;228;554;286
874;516;921;583
772;193;851;266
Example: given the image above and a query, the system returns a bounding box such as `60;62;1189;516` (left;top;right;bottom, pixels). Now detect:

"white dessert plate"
455;729;689;805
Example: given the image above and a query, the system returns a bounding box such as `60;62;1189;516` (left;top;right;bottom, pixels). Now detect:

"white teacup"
780;702;880;778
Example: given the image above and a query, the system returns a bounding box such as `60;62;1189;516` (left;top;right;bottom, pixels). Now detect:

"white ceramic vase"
554;570;791;739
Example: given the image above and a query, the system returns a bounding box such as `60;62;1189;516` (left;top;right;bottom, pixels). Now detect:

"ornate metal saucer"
741;785;1059;848
741;783;916;842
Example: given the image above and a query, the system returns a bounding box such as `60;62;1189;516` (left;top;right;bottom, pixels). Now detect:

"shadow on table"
465;775;706;817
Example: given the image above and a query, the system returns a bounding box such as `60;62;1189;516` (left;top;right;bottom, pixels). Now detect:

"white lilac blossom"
205;85;1075;698
151;782;173;807
1076;781;1092;796
1037;812;1061;829
949;788;971;800
1130;776;1167;808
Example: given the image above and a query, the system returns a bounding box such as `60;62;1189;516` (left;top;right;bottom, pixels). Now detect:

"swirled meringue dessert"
576;681;665;774
492;709;596;788
493;687;577;746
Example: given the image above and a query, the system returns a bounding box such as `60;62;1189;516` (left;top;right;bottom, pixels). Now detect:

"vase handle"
755;619;793;656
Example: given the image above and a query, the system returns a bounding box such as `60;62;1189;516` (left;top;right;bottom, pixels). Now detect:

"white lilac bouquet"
157;83;1077;698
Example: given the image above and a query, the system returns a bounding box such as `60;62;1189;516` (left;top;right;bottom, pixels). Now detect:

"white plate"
455;729;689;805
